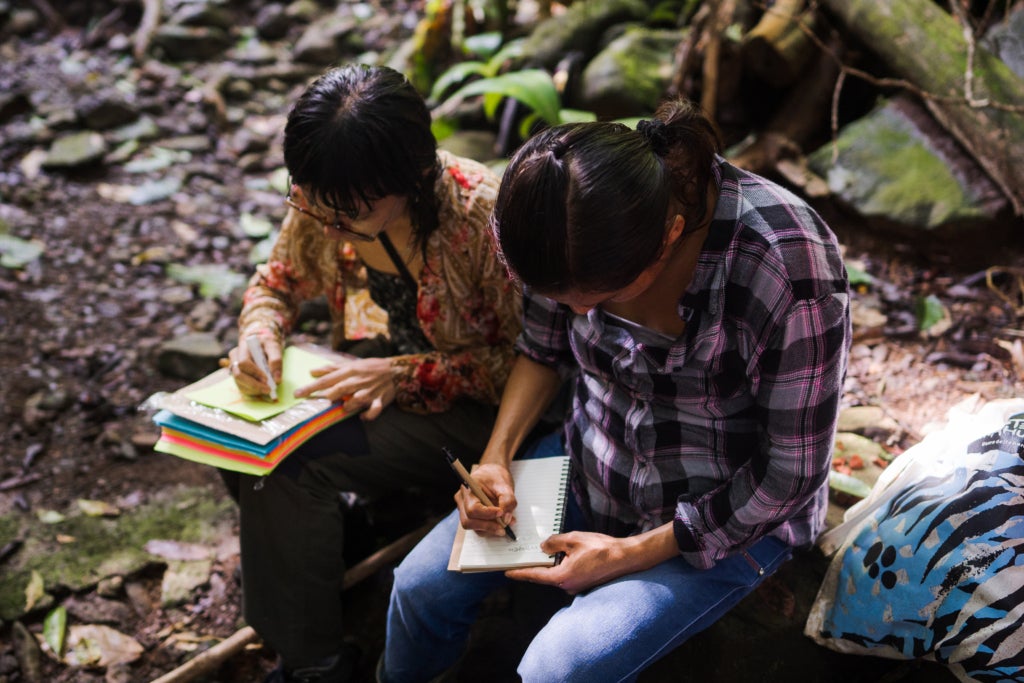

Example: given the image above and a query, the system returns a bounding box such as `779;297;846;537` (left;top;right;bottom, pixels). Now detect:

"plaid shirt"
517;158;851;570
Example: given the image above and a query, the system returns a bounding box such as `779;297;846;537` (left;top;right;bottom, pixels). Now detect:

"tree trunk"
820;0;1024;216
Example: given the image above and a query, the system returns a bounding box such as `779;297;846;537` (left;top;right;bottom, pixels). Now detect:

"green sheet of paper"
185;346;336;422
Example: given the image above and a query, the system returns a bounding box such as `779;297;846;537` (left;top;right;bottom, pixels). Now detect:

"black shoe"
264;642;361;683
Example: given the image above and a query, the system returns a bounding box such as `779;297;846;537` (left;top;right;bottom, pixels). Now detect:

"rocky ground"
2;1;1024;682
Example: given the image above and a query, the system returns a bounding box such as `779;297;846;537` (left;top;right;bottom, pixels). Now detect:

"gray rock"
42;131;109;168
107;116;161;144
438;130;500;164
169;2;234;30
985;3;1024;78
580;25;686;118
292;14;361;64
151;25;232;61
255;2;291;40
517;0;649;70
808;96;1008;234
7;8;40;36
155;332;225;381
77;90;140;130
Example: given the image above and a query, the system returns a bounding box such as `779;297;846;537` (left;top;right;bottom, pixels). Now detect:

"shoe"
264;642;361;683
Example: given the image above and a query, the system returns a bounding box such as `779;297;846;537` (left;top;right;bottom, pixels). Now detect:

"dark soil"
2;2;1024;682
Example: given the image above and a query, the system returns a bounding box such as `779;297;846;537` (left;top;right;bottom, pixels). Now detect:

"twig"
149;519;437;683
0;472;45;492
82;6;125;49
949;0;990;107
30;0;63;32
133;0;163;63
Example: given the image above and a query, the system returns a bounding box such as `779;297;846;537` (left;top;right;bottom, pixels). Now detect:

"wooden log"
741;0;817;87
149;519;437;683
820;0;1024;216
730;33;843;176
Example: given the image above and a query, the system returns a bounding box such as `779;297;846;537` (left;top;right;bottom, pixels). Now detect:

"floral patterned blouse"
238;150;522;414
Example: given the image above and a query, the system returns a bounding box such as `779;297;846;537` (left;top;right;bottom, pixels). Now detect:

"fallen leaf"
77;499;120;517
25;570;44;612
62;625;143;667
36;509;65;524
56;534;76;544
43;605;67;658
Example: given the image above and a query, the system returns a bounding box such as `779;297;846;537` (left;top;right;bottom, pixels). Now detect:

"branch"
133;0;163;63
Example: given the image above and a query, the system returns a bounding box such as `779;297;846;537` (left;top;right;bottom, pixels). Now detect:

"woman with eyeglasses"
380;99;851;682
224;64;521;683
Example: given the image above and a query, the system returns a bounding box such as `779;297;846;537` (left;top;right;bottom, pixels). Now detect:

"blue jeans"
382;458;793;682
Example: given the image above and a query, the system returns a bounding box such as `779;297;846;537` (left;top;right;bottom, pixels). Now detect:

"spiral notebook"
448;455;571;572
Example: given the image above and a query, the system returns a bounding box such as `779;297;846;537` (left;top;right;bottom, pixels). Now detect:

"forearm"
481;355;564;467
617;523;681;573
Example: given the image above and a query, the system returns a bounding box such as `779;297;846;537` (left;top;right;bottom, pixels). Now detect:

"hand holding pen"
225;333;282;400
444;448;517;541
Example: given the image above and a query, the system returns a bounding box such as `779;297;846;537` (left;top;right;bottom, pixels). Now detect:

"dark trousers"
230;339;499;665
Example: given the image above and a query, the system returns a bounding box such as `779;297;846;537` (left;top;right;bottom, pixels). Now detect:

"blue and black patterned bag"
806;399;1024;683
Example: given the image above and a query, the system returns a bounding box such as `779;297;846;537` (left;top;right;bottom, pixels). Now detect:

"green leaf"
916;294;946;332
430;116;458;142
518;112;540;140
166;263;247;299
558;108;598;124
463;32;504;59
239;212;274;238
44;605;68;658
0;233;44;269
269;167;290;195
249;233;278;265
845;262;875;286
483;38;526;76
828;470;873;499
429;61;487;103
447;70;561;125
616;116;646;130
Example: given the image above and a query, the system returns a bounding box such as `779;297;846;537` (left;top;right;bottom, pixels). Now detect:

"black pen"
443;447;517;542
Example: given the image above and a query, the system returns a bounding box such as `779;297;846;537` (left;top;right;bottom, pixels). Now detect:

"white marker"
245;335;278;400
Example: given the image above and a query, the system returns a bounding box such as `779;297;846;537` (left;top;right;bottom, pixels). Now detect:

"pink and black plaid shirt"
517;158;852;570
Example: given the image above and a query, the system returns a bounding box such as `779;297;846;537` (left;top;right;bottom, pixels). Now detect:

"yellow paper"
185;346;337;421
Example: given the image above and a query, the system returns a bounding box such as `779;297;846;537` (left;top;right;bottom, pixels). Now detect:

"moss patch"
0;485;235;622
809;101;987;229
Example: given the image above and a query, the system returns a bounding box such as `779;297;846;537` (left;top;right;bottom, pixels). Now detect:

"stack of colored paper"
147;345;353;476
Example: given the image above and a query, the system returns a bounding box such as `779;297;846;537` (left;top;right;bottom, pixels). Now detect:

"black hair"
283;64;440;251
492;98;721;294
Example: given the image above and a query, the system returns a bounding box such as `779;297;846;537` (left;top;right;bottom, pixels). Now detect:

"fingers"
227;348;270;396
455;488;508;537
360;396;385;421
263;338;283;382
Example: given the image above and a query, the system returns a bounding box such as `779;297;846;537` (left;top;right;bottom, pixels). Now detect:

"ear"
664;214;685;246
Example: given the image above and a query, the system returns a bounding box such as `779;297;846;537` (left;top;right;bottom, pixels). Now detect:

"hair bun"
637;118;669;156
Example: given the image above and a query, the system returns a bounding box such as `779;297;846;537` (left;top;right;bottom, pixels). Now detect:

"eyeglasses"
284;183;377;243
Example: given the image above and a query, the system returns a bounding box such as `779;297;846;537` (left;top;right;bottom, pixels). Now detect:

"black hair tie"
637;118;669;156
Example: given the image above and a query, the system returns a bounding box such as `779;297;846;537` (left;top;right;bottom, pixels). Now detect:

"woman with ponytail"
382;98;851;683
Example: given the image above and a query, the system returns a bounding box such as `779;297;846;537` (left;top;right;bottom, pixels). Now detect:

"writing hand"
293;356;396;419
455;462;517;538
227;333;283;399
506;531;630;595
